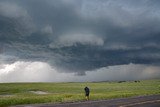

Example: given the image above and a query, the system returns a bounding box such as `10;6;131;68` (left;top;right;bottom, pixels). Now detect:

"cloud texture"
0;62;159;82
0;0;160;82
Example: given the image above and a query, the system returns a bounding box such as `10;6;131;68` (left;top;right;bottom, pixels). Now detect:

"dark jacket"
84;87;90;96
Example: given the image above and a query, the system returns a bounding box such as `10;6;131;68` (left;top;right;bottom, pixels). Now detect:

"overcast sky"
0;0;160;82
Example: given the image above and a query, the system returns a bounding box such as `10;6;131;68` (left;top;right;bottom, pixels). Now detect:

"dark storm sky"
0;0;160;77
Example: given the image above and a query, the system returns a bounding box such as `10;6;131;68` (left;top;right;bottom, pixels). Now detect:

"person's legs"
85;96;89;100
85;93;89;100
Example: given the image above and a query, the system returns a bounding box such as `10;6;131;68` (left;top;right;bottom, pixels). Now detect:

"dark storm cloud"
0;0;160;74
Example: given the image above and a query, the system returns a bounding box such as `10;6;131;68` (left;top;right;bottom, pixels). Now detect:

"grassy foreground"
0;79;160;107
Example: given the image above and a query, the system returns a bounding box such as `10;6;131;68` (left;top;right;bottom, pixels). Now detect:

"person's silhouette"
84;87;90;100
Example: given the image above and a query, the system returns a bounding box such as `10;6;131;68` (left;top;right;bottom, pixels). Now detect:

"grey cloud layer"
1;62;160;82
0;0;160;74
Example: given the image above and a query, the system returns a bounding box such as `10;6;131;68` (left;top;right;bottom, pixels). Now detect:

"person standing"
84;86;90;101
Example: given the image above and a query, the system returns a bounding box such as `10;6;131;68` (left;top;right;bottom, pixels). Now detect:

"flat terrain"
0;79;160;107
12;95;160;107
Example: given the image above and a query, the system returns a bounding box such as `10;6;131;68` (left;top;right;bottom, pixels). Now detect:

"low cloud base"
0;61;159;83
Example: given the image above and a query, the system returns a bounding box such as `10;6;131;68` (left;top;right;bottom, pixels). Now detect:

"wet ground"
29;91;49;95
12;94;160;107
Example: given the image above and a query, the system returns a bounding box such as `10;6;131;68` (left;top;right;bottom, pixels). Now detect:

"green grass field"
0;79;160;107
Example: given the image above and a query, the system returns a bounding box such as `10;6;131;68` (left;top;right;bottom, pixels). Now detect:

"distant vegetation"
0;79;159;107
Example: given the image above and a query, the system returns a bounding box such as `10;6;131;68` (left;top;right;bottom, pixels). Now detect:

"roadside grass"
0;79;159;106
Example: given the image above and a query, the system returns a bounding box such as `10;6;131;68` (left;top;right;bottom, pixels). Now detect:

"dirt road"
12;95;160;107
